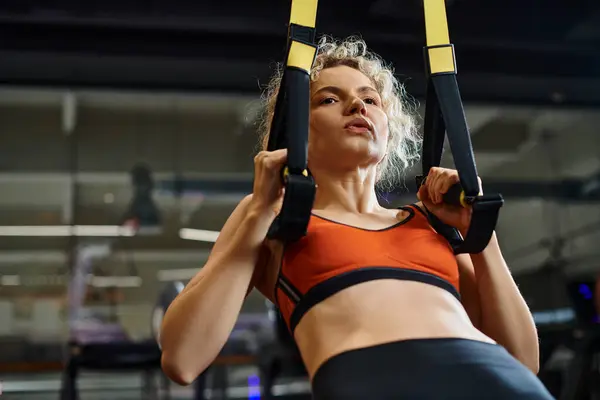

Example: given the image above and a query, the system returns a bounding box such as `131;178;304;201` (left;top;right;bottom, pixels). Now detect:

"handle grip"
443;183;467;207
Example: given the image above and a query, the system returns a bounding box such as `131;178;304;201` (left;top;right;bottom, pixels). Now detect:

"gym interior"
0;1;600;399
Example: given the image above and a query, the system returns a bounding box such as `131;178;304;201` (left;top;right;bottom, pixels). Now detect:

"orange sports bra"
274;204;461;334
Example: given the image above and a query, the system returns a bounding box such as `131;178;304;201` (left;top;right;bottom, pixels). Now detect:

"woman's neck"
311;168;382;214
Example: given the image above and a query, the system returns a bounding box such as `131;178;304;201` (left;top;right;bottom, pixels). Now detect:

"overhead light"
1;275;20;286
179;228;219;243
89;276;142;288
0;225;136;237
103;193;115;204
0;274;67;287
157;268;199;282
0;274;140;288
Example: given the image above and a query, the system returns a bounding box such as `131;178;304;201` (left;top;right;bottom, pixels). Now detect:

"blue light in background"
579;284;593;300
248;374;261;400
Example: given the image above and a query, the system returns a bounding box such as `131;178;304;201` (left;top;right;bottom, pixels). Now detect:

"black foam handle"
443;183;464;207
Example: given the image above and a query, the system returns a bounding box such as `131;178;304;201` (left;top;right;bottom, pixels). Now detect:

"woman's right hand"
249;149;287;219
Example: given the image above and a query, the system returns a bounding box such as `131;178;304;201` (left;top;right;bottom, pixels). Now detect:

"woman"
160;36;554;399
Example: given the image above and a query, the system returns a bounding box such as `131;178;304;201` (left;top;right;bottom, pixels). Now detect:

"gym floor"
1;369;312;400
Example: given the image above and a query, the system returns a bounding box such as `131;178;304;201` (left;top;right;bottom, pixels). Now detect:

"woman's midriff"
292;279;496;380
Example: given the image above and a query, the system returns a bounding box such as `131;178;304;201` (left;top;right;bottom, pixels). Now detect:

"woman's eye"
364;97;378;105
320;97;336;105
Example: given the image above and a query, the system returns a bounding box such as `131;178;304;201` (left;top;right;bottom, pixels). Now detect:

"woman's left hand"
417;167;482;235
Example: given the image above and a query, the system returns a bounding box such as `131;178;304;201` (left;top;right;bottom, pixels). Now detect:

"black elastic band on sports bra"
288;267;460;334
409;203;428;218
277;274;303;304
409;203;464;248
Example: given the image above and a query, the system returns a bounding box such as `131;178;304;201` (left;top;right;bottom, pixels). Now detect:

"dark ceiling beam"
1;14;598;73
1;13;598;64
2;49;600;107
0;16;599;106
564;9;600;41
0;0;292;22
2;0;599;44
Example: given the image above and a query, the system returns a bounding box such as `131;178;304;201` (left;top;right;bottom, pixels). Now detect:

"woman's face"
308;65;389;173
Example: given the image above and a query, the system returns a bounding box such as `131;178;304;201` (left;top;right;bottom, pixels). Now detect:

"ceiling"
1;0;599;104
0;1;599;311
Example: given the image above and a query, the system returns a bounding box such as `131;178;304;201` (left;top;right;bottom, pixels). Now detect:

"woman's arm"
415;168;539;373
160;194;275;385
457;233;540;374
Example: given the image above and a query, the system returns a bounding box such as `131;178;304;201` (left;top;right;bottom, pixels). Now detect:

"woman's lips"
345;118;373;135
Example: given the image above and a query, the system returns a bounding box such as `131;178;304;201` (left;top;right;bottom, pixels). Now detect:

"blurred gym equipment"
258;302;307;399
557;279;600;400
151;281;185;348
61;243;163;400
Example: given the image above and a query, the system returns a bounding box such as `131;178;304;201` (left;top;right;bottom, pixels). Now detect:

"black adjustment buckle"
267;173;316;243
289;23;316;45
423;43;457;77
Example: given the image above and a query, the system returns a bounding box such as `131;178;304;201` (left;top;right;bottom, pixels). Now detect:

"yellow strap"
287;40;317;72
423;0;455;74
286;0;319;72
423;0;450;46
427;46;455;74
290;0;318;28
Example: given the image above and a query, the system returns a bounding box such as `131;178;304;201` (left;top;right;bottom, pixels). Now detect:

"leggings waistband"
312;338;554;400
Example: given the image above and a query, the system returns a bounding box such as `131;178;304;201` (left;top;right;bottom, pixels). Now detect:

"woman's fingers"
425;167;460;204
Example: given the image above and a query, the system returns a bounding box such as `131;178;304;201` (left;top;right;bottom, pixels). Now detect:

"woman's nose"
346;97;367;116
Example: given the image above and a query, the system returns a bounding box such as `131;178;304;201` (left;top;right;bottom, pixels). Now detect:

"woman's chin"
320;149;383;169
309;136;384;165
339;138;383;158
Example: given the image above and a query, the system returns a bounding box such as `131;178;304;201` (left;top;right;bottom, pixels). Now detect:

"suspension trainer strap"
417;0;504;254
266;0;319;243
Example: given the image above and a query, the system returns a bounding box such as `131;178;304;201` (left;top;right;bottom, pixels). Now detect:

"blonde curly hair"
257;35;421;191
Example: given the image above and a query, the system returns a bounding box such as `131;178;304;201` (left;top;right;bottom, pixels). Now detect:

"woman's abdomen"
293;279;495;378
